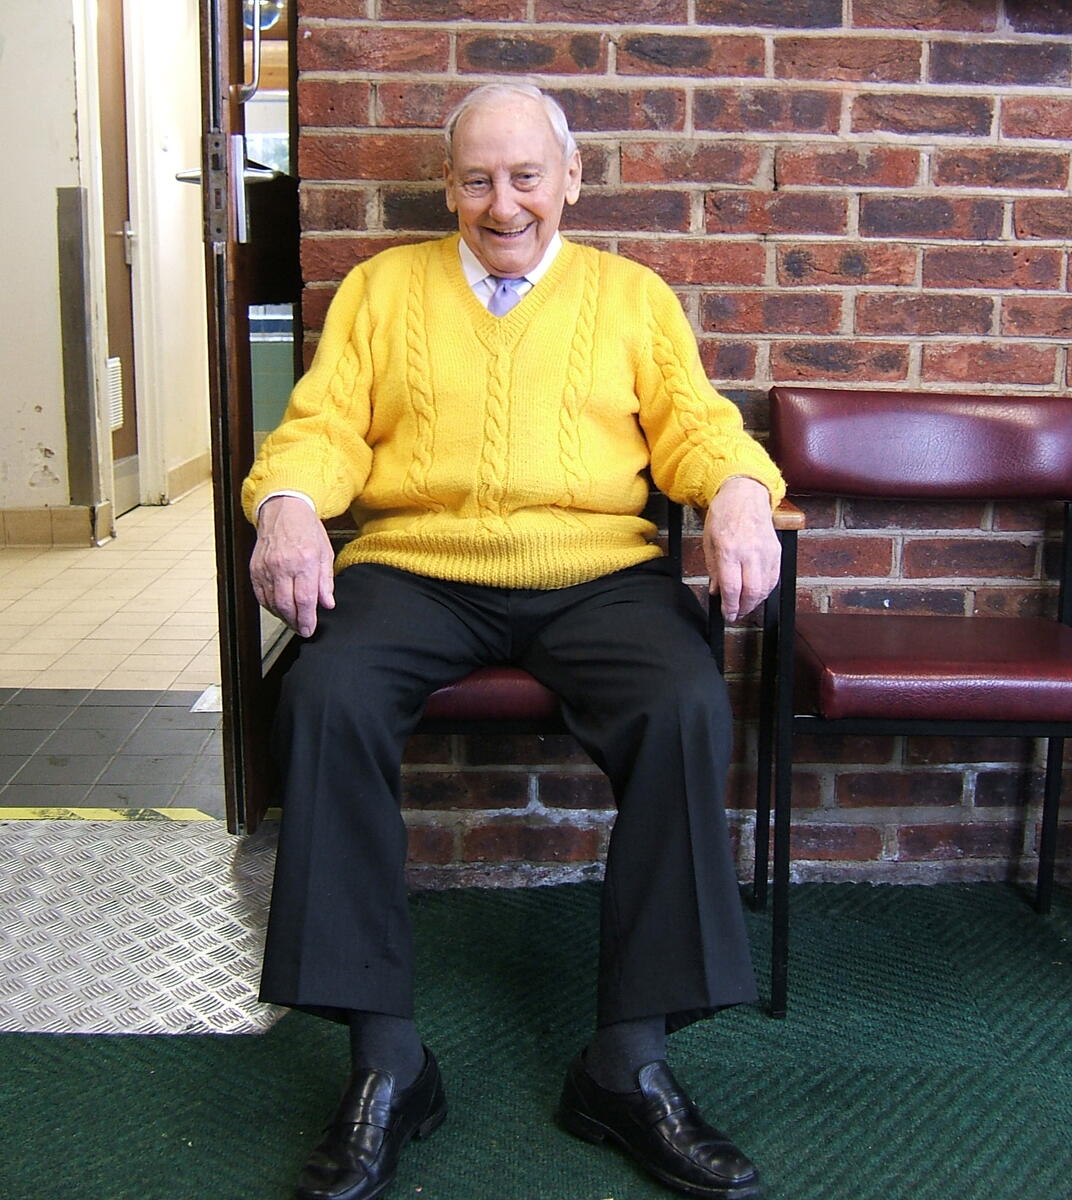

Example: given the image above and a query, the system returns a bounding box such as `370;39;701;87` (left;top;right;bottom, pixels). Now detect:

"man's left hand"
703;476;780;622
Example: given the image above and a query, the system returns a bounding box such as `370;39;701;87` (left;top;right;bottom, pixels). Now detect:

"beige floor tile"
71;636;146;654
0;651;66;671
72;549;148;564
119;550;194;566
138;637;215;655
163;612;219;627
88;569;163;585
145;625;214;642
161;568;218;582
11;637;82;655
4;567;83;586
0;609;47;627
0;629;35;648
2;598;70;617
22;585;96;604
31;619;104;638
55;609;130;626
100;668;182;689
122;652;200;671
172;674;219;690
122;589;203;608
90;600;156;616
94;610;167;625
90;579;165;593
32;666;113;688
54;649;133;668
0;668;42;686
48;565;118;581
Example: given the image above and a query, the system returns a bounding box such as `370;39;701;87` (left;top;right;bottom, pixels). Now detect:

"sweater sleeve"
240;266;376;524
633;270;785;511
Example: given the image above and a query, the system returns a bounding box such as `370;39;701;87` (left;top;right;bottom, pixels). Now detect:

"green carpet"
2;882;1069;1200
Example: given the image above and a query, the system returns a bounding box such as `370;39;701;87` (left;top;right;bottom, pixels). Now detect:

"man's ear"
564;149;582;206
443;160;457;213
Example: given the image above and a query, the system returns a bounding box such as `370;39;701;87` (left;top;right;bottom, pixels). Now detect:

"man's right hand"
251;496;336;638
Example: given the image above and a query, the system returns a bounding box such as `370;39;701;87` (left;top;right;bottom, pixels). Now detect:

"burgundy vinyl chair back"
770;387;1072;501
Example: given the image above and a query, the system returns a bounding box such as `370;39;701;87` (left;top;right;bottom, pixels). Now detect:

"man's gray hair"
444;83;578;163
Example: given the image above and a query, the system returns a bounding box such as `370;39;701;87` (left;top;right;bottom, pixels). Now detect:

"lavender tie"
487;275;525;316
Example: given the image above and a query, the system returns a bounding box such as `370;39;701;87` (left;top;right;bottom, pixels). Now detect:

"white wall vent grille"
106;356;124;431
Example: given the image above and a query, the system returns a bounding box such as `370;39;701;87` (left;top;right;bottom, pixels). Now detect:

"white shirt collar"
458;233;564;293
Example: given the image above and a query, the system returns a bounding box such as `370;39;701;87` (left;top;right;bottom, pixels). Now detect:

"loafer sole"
557;1102;765;1200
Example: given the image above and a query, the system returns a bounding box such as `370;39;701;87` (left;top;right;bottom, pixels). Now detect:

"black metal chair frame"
753;413;1072;1020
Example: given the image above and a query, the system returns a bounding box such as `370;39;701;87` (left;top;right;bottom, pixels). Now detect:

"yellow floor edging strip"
0;807;216;822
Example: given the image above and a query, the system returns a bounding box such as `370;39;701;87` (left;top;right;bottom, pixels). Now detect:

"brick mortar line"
297;167;1072;194
298;70;1072;102
402;807;615;827
301;17;1071;45
296;125;1070;148
298;209;1071;229
693;332;1072;342
788;812;1038;826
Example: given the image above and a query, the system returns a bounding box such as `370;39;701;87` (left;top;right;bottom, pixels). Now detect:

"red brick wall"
294;0;1072;886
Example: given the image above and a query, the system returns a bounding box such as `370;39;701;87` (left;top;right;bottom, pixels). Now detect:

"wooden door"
194;0;300;833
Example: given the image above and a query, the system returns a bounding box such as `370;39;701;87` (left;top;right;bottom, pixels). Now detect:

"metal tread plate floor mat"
0;820;283;1035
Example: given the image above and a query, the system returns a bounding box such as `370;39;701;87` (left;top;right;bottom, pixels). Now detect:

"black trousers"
260;559;758;1031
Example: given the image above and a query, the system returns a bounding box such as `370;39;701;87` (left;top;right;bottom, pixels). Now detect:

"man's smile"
484;224;533;239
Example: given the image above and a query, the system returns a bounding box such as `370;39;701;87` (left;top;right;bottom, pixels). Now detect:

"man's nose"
488;182;520;221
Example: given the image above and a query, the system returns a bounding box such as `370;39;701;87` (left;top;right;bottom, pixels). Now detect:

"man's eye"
513;173;541;189
462;179;491;196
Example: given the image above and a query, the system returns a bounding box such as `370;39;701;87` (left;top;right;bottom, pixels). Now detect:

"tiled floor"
0;487;226;818
0;485;219;692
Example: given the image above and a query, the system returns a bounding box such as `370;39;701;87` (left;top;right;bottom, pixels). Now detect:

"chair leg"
1036;737;1063;915
752;595;778;911
770;716;792;1018
768;531;797;1019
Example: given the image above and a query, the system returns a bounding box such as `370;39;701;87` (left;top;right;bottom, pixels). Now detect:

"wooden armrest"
773;498;805;531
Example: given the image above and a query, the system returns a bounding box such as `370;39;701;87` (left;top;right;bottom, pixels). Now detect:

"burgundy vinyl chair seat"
421;665;560;723
796;613;1072;722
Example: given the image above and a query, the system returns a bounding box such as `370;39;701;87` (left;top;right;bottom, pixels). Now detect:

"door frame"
197;0;301;833
121;0;164;504
70;0;116;524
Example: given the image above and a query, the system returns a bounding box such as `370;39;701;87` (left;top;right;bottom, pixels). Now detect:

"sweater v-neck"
438;234;577;347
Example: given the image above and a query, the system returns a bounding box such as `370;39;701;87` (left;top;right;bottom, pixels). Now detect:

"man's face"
444;95;582;278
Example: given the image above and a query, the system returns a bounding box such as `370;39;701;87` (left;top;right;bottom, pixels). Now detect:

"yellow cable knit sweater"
242;234;785;590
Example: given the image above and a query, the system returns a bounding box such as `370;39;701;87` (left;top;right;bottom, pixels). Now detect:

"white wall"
0;0;81;507
0;0;211;514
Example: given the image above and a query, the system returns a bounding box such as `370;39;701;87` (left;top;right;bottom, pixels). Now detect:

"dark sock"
347;1011;424;1091
584;1015;667;1093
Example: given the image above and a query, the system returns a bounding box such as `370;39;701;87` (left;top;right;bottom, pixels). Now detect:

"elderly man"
244;83;784;1200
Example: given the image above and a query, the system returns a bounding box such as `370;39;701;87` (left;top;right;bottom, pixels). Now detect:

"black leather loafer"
557;1055;764;1199
296;1047;447;1200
